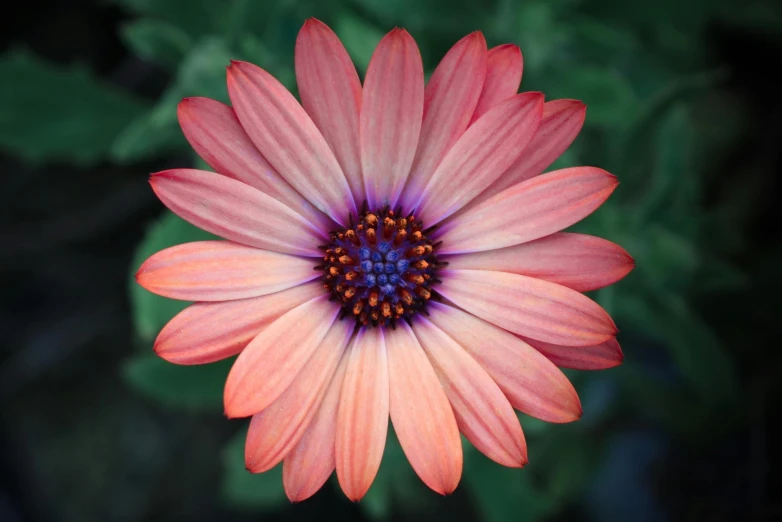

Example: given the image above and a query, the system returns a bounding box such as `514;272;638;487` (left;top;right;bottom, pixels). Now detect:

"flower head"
136;18;633;502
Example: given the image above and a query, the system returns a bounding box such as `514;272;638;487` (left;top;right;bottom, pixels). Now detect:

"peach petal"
427;303;583;423
335;327;389;501
154;282;323;365
360;28;424;208
136;241;318;301
413;317;527;467
295;19;364;203
386;323;462;494
437;269;617;346
223;295;339;418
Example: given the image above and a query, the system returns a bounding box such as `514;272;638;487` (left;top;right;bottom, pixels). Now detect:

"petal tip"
338;475;375;503
284;480;318;504
223;390;252;419
303;17;324;26
468;30;486;44
151;337;173;361
226;59;251;75
624;250;637;269
441;482;459;496
149;169;174;182
564;99;586;110
388;27;412;39
495;43;522;61
300;17;330;37
506;453;529;469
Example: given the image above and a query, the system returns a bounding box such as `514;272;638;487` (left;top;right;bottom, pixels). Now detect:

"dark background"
1;1;781;521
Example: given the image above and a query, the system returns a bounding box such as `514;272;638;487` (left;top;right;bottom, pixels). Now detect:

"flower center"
320;206;442;327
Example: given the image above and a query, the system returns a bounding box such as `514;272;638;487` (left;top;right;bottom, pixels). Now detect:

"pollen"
321;205;443;327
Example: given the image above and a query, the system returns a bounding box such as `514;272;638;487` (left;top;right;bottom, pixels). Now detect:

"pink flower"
136;18;633;502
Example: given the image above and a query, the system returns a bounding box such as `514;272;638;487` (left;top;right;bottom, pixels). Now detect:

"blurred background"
1;0;781;521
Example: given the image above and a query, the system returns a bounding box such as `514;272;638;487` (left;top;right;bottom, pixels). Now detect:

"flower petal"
427;303;582;422
469;44;523;124
223;294;339;418
437;269;617;346
295;19;364;203
468;99;586;209
177;97;330;230
283;349;349;502
150;169;325;256
360;28;424;208
438;167;618;254
416;92;543;225
386;323;462;494
154;282;323;365
227;60;356;224
443;232;635;292
245;319;353;473
523;336;624;370
335;327;389;501
400;32;487;210
136;241;318;301
412;316;527;467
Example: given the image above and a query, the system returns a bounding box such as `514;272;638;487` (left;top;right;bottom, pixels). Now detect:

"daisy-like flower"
136;19;633;502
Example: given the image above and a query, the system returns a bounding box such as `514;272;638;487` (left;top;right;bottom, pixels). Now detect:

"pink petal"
227;61;356;225
468;99;586;209
416;92;544;225
469;44;523;124
136;241;318;301
412;316;527;467
150;169;325;257
245;319;353;473
437;269;617;346
400;32;487;210
223;295;339;418
438;167;618;254
283;348;350;502
295;19;364;203
335;327;389;501
443;232;635;292
154;282;323;365
386;323;462;494
177;97;330;230
360;28;424;208
427;303;582;423
523;336;624;370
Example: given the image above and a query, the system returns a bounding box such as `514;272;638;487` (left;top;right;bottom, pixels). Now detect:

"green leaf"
112;38;232;162
531;428;599;505
513;2;571;75
647;105;692;217
618;363;713;439
547;66;638;128
121;19;192;70
616;293;741;409
123;353;231;409
111;0;224;39
463;450;553;522
130;211;216;342
615;68;728;178
0;50;148;166
221;431;287;510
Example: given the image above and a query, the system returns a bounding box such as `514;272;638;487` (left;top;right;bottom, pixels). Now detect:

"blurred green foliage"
3;0;779;519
